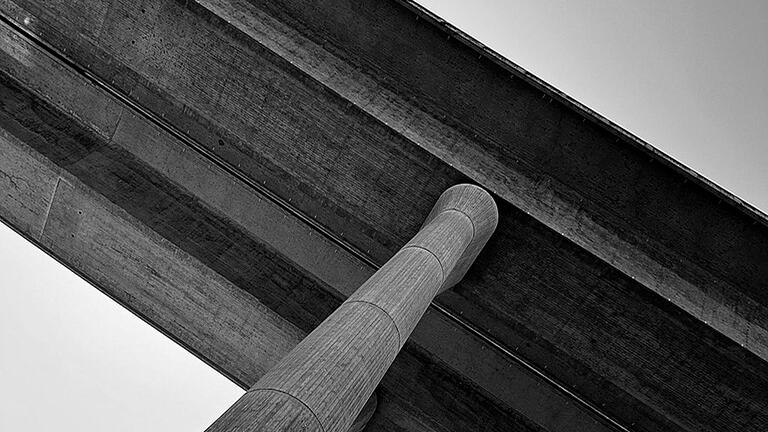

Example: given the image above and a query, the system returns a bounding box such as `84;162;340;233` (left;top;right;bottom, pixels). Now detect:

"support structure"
4;1;767;430
206;184;498;432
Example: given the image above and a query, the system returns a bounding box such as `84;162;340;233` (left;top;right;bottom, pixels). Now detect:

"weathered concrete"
0;15;571;432
1;1;767;431
0;127;59;237
0;116;547;432
200;0;768;361
209;185;497;432
0;129;304;387
8;0;766;363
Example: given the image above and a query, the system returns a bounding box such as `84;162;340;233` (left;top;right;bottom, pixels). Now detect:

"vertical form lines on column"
252;302;401;432
207;184;497;432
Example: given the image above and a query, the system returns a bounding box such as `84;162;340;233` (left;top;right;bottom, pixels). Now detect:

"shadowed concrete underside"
0;1;766;431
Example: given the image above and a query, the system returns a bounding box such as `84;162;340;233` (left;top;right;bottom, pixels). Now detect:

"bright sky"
1;1;766;431
420;0;768;213
0;224;242;431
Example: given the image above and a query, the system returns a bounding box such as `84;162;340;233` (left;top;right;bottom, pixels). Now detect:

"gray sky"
418;0;768;212
0;224;242;431
1;1;766;430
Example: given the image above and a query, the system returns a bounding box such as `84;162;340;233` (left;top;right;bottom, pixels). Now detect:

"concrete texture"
0;14;556;432
1;1;767;431
210;185;496;431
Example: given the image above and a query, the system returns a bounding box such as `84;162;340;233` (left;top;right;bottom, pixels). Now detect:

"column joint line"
443;208;476;241
402;245;446;284
344;300;402;348
245;387;326;432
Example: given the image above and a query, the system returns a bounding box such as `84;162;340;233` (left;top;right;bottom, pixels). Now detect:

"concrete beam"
1;1;767;431
202;0;768;360
0;130;304;388
209;185;497;432
0;17;578;432
8;0;766;365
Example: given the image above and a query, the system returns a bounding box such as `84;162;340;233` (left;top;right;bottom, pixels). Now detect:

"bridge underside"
1;1;767;431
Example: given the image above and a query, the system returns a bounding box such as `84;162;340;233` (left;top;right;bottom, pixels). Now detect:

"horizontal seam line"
246;387;326;432
444;208;476;241
345;300;402;348
402;245;445;284
0;12;631;431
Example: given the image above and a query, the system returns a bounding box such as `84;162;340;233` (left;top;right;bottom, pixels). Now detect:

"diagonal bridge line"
0;10;630;432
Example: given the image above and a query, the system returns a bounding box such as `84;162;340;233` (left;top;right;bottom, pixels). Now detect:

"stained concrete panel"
41;176;304;384
1;2;767;431
0;128;58;238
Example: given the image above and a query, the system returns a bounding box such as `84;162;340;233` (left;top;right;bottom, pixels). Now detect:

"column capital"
420;184;498;292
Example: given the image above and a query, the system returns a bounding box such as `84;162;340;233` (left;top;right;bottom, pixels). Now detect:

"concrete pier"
207;185;497;432
2;1;767;431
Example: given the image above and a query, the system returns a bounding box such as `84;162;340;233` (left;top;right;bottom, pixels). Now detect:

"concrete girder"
0;1;767;431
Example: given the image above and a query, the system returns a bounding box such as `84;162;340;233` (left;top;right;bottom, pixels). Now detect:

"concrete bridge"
1;1;766;431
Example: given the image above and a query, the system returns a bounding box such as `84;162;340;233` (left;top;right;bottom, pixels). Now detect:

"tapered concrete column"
207;184;497;432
